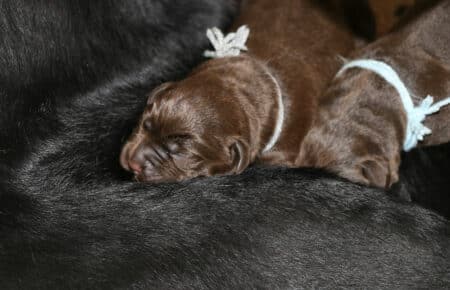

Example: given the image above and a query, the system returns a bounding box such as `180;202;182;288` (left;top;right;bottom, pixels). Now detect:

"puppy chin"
135;169;192;183
134;170;165;183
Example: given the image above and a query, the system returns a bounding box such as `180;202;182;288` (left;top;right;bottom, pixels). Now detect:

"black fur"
0;0;237;169
1;0;450;288
391;142;450;219
2;166;450;288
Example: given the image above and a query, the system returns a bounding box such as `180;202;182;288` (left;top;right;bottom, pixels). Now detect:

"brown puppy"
298;0;450;188
120;56;278;182
120;0;356;182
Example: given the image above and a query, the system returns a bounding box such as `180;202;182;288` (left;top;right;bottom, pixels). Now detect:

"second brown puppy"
298;0;450;189
120;0;356;182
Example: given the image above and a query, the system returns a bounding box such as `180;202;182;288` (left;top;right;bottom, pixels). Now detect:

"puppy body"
121;0;357;182
298;0;450;188
241;0;356;165
120;56;279;181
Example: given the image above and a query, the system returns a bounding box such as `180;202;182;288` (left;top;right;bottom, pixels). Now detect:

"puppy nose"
128;160;143;174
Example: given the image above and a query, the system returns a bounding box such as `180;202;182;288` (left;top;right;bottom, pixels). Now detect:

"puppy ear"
206;137;251;176
147;82;174;106
229;138;251;174
357;157;399;189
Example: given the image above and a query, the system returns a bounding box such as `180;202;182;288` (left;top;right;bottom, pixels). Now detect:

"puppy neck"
261;69;284;153
338;59;450;151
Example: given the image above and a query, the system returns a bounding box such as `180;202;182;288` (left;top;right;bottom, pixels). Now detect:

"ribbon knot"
204;25;250;58
405;95;450;150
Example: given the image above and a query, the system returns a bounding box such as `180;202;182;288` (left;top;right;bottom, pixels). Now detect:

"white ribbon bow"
405;95;450;150
204;25;250;58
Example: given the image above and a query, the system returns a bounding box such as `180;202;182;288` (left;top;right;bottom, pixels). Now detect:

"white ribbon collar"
338;59;450;151
262;71;284;153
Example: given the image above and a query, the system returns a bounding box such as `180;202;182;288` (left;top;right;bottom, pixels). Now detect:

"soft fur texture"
2;165;450;289
393;141;450;219
298;0;450;188
119;56;281;182
1;0;450;288
120;0;357;183
0;0;237;170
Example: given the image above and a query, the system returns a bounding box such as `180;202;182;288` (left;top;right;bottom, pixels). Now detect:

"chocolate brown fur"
121;0;356;182
120;56;277;181
298;0;450;188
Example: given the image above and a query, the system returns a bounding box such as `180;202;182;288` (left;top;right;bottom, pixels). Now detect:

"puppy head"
120;75;252;183
298;122;400;189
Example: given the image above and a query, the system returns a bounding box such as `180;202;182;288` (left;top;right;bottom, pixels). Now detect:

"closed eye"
166;134;191;141
164;134;192;153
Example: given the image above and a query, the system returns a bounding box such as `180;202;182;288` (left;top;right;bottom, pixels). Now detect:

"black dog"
1;0;450;288
2;166;450;288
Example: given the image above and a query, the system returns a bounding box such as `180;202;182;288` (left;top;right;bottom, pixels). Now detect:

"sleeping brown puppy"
120;0;356;182
298;0;450;189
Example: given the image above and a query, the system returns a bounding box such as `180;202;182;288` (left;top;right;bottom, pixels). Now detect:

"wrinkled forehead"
141;86;210;136
161;78;233;112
